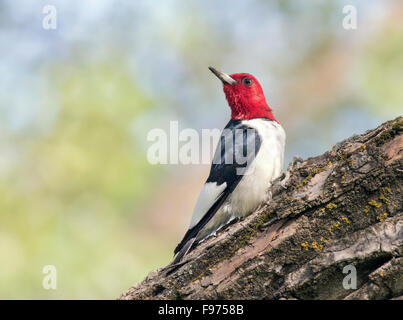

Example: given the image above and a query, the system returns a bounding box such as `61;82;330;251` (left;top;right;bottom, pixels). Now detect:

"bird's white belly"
199;119;285;239
225;119;285;218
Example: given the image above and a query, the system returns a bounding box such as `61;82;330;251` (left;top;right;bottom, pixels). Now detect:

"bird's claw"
280;156;303;189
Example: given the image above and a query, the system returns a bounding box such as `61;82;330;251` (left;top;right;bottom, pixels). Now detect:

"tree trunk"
120;116;403;300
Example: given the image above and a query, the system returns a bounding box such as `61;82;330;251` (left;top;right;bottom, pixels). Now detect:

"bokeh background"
0;0;402;299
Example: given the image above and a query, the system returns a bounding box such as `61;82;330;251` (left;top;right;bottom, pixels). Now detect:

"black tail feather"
163;237;196;275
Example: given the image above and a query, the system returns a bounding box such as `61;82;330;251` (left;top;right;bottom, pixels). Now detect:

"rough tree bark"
120;117;403;300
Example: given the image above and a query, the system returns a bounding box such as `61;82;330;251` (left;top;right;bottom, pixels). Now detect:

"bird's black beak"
208;66;237;85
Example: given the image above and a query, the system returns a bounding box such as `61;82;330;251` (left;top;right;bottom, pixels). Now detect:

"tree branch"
120;116;403;300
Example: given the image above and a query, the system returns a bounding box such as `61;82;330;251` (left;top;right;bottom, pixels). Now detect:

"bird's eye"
242;77;253;86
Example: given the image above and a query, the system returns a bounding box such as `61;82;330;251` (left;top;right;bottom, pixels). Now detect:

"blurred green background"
0;0;402;299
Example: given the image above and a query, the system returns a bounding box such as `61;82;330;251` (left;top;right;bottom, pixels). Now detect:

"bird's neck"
226;90;278;122
230;101;278;122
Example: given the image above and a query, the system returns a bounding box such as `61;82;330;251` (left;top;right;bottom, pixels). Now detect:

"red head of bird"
209;67;277;122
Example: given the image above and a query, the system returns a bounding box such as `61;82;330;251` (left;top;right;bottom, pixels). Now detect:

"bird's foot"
280;156;303;189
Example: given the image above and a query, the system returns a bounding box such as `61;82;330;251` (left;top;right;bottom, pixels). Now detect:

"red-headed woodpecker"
173;67;286;264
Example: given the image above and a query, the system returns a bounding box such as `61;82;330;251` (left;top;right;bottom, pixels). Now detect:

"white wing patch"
189;182;227;229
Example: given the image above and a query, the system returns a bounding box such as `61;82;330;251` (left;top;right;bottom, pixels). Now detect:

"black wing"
174;120;262;256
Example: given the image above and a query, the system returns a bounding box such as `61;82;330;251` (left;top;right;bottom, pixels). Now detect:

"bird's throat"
228;97;277;122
